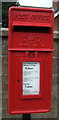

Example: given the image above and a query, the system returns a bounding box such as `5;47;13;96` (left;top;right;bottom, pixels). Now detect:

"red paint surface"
8;7;54;114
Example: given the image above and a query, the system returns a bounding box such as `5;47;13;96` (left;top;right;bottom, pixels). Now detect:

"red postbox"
8;7;54;114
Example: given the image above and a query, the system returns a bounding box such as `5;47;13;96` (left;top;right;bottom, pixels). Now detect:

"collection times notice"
23;62;40;95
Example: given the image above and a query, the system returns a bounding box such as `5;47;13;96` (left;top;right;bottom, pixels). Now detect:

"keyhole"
18;80;20;83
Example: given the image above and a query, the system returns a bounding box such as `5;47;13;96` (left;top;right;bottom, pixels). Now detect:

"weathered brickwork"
0;29;58;119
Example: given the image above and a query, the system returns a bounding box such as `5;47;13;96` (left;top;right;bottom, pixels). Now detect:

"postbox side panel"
8;52;15;112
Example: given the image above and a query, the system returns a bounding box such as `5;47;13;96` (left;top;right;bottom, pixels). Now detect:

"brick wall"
53;1;59;31
0;28;58;119
53;1;59;9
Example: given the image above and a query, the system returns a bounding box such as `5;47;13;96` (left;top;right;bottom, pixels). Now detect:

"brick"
57;83;59;98
0;84;2;91
57;74;59;84
2;109;22;118
52;74;57;85
2;55;8;74
57;93;59;98
0;50;2;55
2;83;8;91
2;37;8;55
0;36;2;44
57;40;59;57
53;40;57;57
2;91;8;99
0;100;2;108
2;55;8;65
31;106;57;118
0;65;2;74
52;57;57;74
2;63;8;74
2;74;8;84
0;91;2;100
57;58;59;73
0;36;2;45
52;96;57;109
0;74;2;83
0;56;2;66
52;83;57;100
57;73;59;98
0;109;2;120
2;99;8;109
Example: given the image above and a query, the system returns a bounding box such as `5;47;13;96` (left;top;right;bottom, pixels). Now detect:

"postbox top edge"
9;6;54;14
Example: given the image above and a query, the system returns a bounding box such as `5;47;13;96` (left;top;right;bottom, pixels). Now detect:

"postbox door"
11;51;52;113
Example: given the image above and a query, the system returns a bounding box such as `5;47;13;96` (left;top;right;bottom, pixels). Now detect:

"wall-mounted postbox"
8;7;54;114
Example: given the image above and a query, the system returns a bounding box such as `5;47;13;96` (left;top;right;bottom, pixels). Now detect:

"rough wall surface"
0;29;58;119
